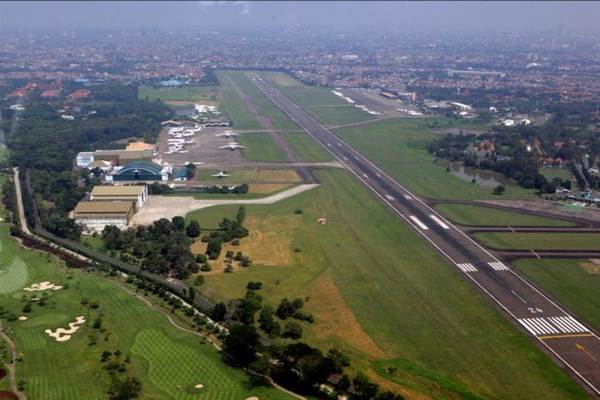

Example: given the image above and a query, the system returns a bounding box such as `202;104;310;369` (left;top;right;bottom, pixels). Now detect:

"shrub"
294;208;303;215
195;254;207;263
246;281;263;290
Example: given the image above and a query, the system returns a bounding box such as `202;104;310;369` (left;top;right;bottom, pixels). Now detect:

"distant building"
76;152;95;168
93;149;154;166
73;201;135;233
109;161;169;182
89;185;148;209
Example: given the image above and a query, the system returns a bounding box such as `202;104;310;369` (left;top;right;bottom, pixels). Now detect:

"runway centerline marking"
429;215;450;229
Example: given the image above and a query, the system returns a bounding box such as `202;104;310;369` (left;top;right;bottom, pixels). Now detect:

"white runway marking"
429;215;450;229
337;142;342;147
457;263;477;272
362;173;368;179
354;156;359;160
409;215;429;230
488;261;510;271
376;173;381;178
343;156;348;161
385;194;394;201
403;194;412;200
327;143;332;147
518;316;590;336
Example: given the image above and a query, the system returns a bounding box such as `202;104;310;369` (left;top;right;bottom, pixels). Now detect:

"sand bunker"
45;316;85;342
24;281;63;292
18;316;28;321
194;384;204;389
246;397;259;400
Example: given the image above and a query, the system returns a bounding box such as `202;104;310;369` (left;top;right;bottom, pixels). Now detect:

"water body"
450;163;510;188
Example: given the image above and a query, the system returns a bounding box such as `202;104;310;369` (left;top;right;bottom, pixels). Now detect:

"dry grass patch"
304;273;387;359
249;183;292;194
190;215;299;275
581;259;600;275
253;169;302;182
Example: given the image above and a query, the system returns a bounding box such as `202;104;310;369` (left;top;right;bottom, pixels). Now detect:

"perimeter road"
250;74;600;398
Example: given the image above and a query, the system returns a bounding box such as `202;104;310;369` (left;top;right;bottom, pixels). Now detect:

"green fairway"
238;132;288;162
186;169;585;400
138;85;219;104
217;71;298;131
334;118;536;200
281;132;333;162
260;71;375;126
514;258;600;331
435;203;575;227
540;168;572;181
474;232;600;250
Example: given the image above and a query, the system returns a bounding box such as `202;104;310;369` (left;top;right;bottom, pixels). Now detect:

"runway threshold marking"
518;316;591;336
539;333;594;340
429;215;450;229
488;261;510;271
409;216;429;230
457;263;477;272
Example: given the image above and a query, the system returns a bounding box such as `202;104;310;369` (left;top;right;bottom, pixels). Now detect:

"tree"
206;239;222;259
108;376;142;400
223;324;259;367
282;322;303;339
493;184;506;195
186;219;201;238
211;302;227;322
171;216;186;231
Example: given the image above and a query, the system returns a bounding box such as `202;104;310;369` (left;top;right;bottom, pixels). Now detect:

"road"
250;74;600;398
13;168;30;235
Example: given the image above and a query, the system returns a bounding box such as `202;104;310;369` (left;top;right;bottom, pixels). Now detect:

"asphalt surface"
251;75;600;398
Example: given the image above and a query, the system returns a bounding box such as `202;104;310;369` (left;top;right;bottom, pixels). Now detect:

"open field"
217;71;298;131
186;169;585;400
334;118;537;200
196;168;301;184
138;85;220;107
281;132;333;162
0;223;290;400
474;232;600;250
259;71;375;126
514;258;600;331
435;203;575;227
540;168;572;181
238;132;288;162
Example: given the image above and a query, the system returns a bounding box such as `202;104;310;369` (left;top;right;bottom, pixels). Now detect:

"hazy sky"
1;1;599;34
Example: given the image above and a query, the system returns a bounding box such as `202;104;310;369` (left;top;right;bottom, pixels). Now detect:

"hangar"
109;161;170;182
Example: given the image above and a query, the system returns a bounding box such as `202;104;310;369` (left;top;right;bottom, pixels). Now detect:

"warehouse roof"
90;185;145;196
116;161;163;176
74;201;134;214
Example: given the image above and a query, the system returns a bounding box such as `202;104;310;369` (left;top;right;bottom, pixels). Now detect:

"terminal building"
73;201;135;233
89;185;148;209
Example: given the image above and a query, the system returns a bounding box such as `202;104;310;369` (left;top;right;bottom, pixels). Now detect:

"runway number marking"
518;316;590;337
457;263;477;272
488;261;510;271
429;215;449;229
409;216;429;230
527;307;543;314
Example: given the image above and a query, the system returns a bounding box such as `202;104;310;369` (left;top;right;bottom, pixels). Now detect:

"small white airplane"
219;142;245;150
216;131;238;138
212;171;230;178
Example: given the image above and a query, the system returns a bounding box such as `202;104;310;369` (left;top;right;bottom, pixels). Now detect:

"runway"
250;74;600;397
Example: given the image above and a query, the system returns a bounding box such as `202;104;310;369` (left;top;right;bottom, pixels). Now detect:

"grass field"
217;71;298;131
138;85;220;106
514;258;600;331
474;232;600;250
281;132;333;162
196;169;301;183
0;225;290;400
540;168;572;181
186;169;585;400
260;71;375;126
238;132;288;162
334;118;536;200
435;204;575;227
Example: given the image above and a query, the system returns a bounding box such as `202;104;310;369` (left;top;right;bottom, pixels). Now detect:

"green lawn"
238;132;288;162
260;71;375;126
435;204;575;227
0;223;290;400
281;132;333;162
138;85;219;104
540;168;572;181
474;232;600;250
186;169;586;400
217;71;298;131
514;258;600;331
334;118;536;200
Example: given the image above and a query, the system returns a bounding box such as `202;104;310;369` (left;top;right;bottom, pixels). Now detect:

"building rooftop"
90;185;145;196
74;201;134;214
117;161;163;176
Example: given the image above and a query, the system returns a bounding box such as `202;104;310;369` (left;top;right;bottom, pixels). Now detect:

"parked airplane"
219;142;245;150
212;171;231;178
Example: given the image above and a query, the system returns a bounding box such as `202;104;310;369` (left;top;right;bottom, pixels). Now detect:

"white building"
89;185;148;209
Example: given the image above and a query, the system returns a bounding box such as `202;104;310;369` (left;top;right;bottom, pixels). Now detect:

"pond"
449;163;511;188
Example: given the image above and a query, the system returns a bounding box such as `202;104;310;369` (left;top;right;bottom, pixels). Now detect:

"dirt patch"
365;369;433;400
191;215;297;274
253;169;302;182
249;183;291;194
581;262;600;275
304;274;387;359
0;391;18;400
